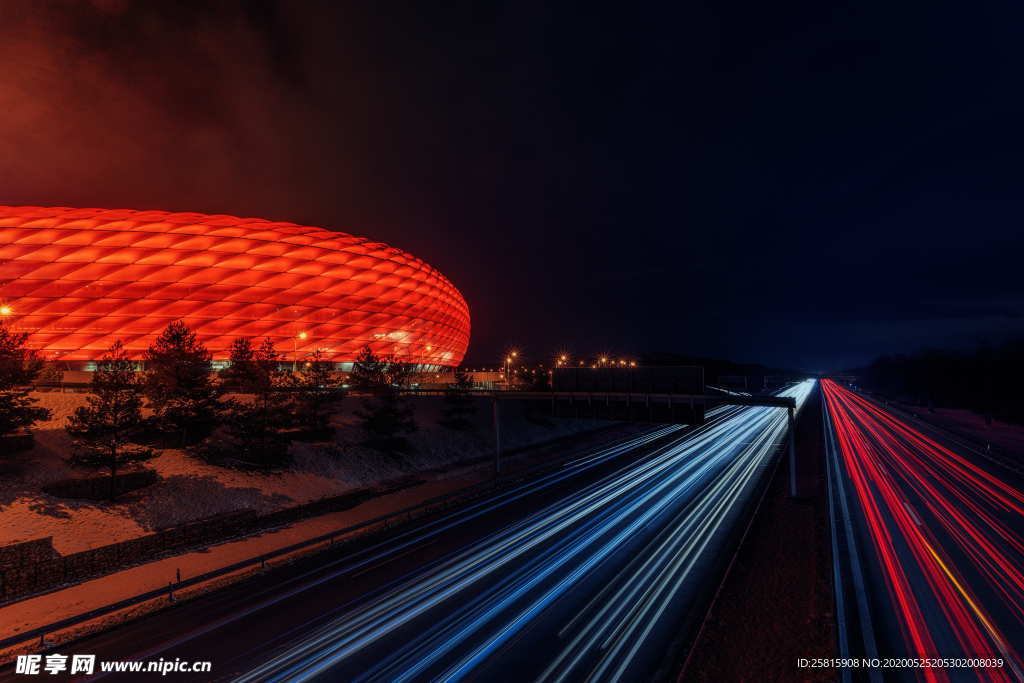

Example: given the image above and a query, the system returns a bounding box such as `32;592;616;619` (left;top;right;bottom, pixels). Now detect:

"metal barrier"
0;462;542;652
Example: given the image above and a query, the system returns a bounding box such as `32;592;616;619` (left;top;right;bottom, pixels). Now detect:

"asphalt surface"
2;382;813;682
822;380;1024;683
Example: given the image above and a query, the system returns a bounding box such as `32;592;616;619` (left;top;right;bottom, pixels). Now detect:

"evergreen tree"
439;368;477;430
0;322;51;438
219;337;294;466
219;337;259;393
349;345;388;393
67;341;154;500
354;389;417;453
350;346;416;452
38;363;63;385
292;349;343;436
143;321;222;445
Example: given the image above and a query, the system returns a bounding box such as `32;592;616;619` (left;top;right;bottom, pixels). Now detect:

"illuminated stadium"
0;206;470;369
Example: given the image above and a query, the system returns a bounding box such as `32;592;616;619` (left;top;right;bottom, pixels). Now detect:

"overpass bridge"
404;389;801;495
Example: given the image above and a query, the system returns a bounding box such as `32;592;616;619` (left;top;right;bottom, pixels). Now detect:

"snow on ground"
0;422;640;661
1;392;608;553
0;474;484;659
1;392;147;553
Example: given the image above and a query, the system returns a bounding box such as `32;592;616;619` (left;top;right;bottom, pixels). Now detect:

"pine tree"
67;341;154;500
38;363;63;385
354;390;417;453
143;321;222;445
350;346;416;452
439;368;477;430
219;337;259;394
349;345;387;393
0;322;51;439
292;349;343;437
219;338;294;466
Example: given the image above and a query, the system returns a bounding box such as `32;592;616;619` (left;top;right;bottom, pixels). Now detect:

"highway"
3;381;812;682
822;379;1024;683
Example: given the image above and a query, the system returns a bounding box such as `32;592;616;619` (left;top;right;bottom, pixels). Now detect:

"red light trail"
822;379;1024;682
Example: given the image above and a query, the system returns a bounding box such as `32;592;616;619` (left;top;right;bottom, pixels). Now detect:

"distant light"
0;305;11;315
297;331;308;340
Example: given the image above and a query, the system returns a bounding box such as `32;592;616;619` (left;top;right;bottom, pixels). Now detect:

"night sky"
1;1;1020;372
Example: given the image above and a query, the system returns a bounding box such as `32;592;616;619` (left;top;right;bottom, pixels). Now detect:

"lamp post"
293;331;308;371
504;350;517;390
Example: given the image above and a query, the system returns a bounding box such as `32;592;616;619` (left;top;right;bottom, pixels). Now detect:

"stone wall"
0;510;257;602
42;470;158;500
0;538;58;570
0;431;34;453
0;479;418;604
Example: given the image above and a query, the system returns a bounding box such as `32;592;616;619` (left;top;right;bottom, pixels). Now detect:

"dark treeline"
857;339;1024;425
1;319;484;496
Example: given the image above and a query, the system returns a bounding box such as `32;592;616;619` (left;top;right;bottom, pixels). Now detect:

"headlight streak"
238;382;813;682
231;425;688;683
263;426;727;680
90;427;680;681
423;418;777;683
544;414;788;683
822;380;1024;683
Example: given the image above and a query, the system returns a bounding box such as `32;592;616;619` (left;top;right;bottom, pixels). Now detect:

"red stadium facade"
0;206;470;369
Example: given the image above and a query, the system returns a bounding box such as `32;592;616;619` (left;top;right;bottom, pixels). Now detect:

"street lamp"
504;350;518;390
293;331;308;371
0;305;12;316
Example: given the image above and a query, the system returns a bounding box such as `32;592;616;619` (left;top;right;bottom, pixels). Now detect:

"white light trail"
237;381;814;682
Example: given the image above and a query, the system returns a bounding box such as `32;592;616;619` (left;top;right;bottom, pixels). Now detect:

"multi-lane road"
2;381;812;682
823;379;1024;682
9;379;1019;682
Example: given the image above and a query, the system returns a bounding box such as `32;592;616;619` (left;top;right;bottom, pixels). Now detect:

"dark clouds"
1;1;1022;371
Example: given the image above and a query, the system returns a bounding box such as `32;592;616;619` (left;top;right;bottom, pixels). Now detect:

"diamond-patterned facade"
0;206;470;366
